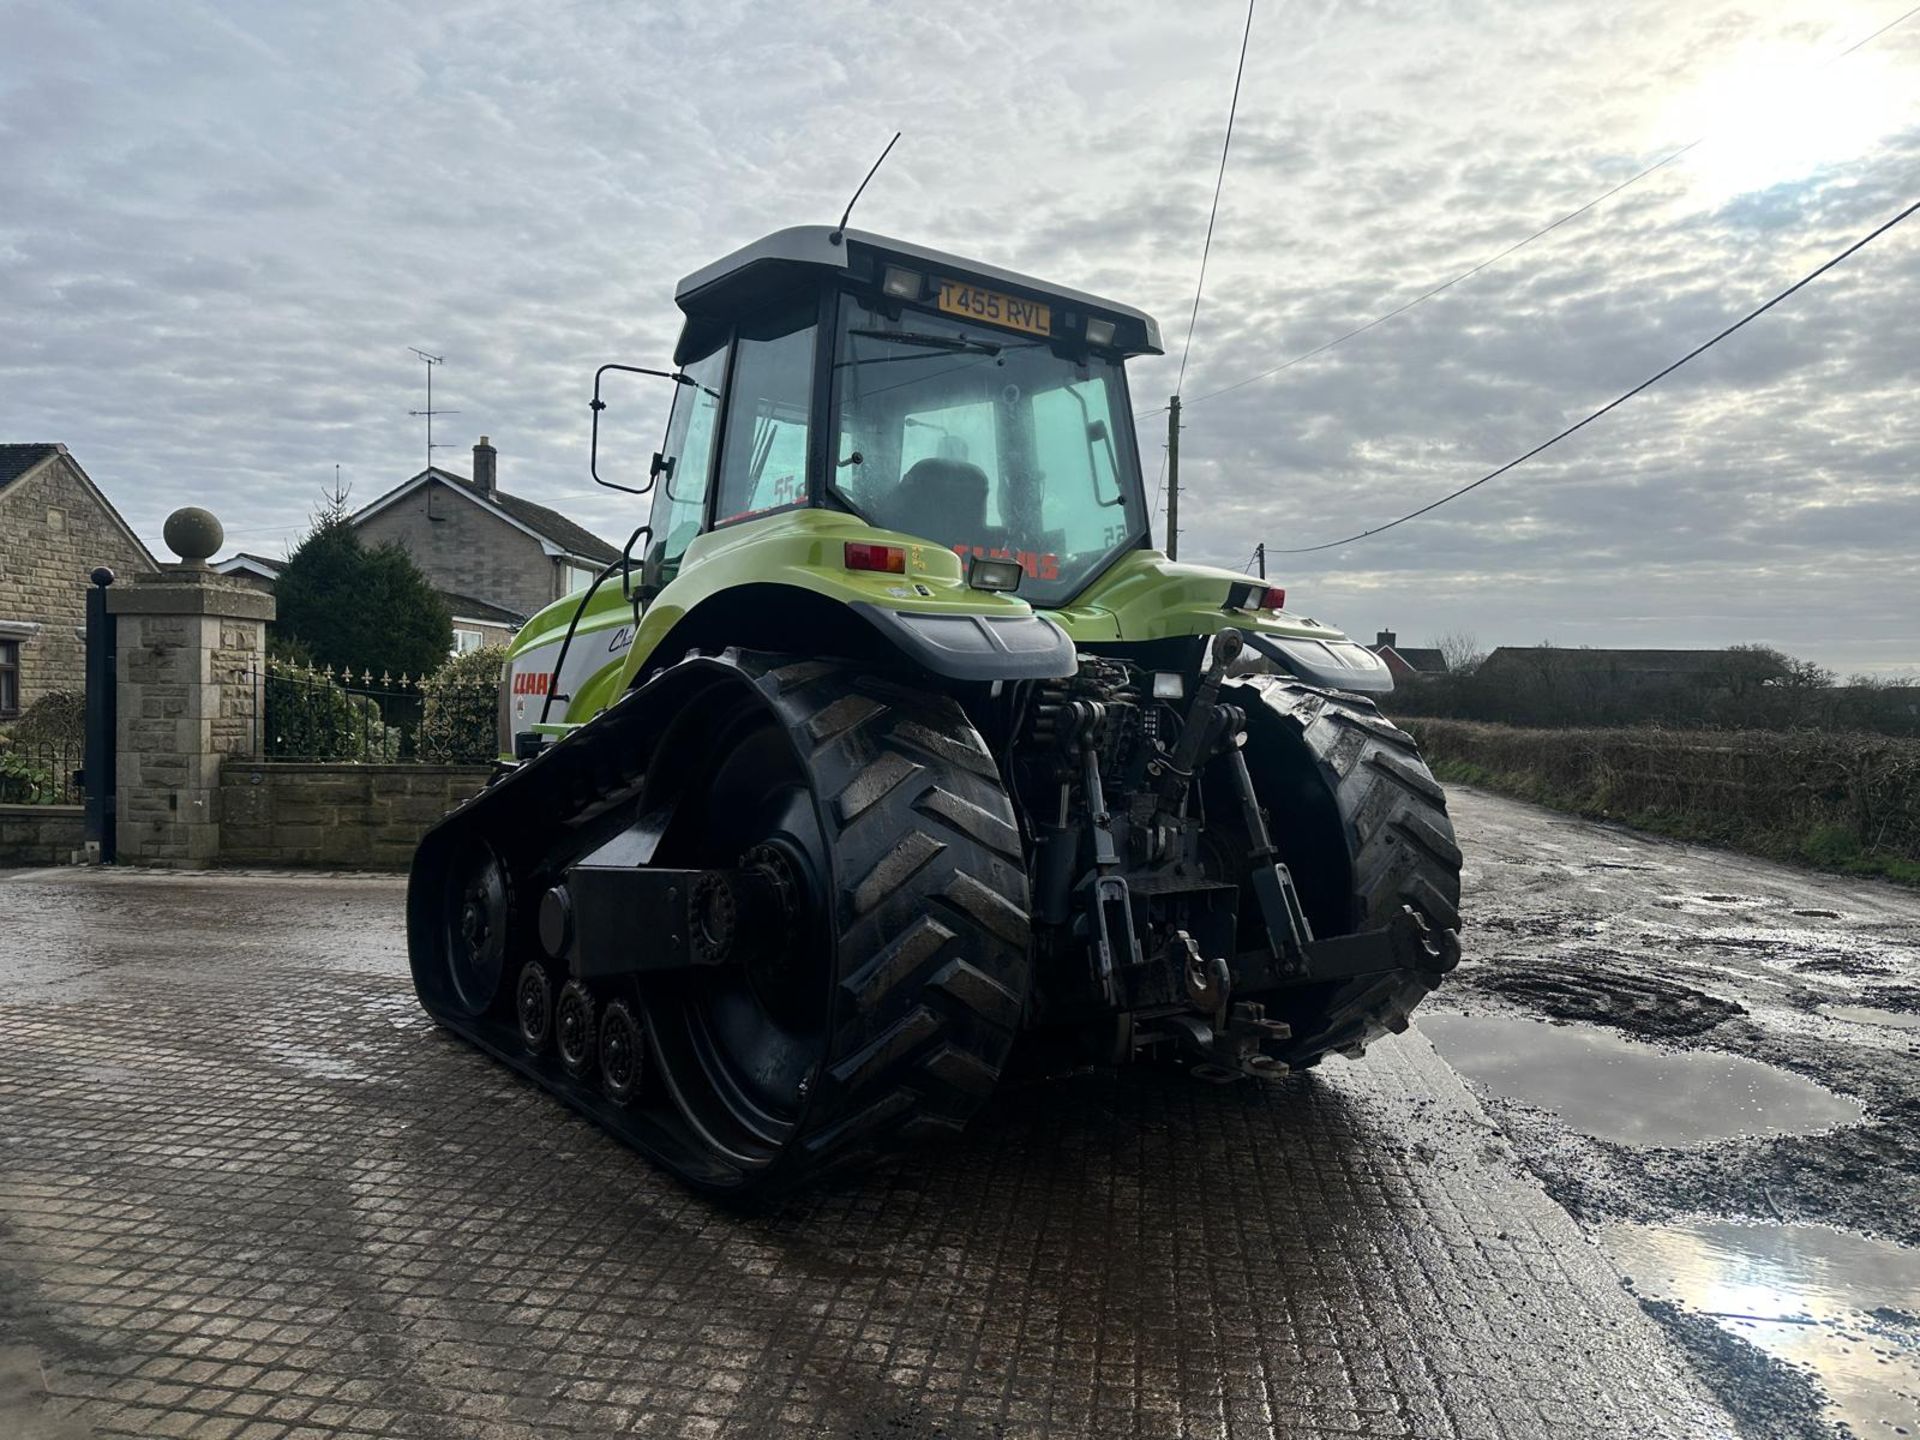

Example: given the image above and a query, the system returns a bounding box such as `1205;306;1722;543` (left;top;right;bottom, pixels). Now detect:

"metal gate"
82;566;117;862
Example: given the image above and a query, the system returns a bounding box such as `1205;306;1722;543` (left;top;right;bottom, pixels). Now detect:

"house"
0;443;158;720
348;437;620;623
214;554;525;654
213;552;285;586
1369;630;1448;681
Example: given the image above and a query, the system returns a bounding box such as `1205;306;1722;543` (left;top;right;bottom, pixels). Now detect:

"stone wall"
0;450;156;714
0;804;85;866
355;477;561;621
219;762;490;868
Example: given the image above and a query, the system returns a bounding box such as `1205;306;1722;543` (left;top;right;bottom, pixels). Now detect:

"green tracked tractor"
408;226;1462;1198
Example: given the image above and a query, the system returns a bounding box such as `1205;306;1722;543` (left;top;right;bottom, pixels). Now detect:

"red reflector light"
1262;586;1287;610
844;541;906;574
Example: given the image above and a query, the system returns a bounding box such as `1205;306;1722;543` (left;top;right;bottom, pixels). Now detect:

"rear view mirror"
590;363;692;496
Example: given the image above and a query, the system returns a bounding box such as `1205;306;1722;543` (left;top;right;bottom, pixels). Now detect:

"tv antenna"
407;347;460;472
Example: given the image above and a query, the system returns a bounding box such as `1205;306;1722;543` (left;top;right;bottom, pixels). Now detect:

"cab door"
646;341;728;585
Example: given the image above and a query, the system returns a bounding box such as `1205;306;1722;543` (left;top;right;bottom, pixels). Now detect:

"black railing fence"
245;661;499;765
0;735;83;805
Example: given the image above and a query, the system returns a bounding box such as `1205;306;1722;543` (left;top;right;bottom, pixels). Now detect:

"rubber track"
1230;676;1465;1065
410;649;1031;1197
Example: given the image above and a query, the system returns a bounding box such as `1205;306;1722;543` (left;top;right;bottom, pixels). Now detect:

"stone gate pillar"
106;508;274;867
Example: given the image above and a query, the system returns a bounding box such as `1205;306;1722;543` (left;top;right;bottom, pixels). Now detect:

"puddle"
1604;1219;1920;1436
1823;1005;1920;1034
262;1043;377;1083
1419;1012;1862;1147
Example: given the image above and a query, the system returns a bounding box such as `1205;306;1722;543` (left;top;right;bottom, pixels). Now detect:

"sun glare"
1663;45;1915;201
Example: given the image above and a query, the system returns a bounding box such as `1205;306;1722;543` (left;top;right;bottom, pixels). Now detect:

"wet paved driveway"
0;859;1737;1439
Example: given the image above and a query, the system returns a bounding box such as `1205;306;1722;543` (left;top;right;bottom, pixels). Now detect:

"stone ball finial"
163;507;224;566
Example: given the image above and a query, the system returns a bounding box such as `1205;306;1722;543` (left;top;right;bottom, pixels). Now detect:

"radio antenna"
829;132;902;245
407;347;460;473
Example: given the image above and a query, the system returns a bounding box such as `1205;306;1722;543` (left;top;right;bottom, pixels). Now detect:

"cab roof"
673;225;1164;358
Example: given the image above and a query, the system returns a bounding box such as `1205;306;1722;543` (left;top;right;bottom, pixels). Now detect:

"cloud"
1;0;1916;672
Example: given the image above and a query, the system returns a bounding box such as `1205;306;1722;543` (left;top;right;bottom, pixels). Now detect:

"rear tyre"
641;655;1032;1193
1229;678;1463;1067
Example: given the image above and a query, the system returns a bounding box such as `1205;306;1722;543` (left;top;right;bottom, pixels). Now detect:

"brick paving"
0;867;1739;1439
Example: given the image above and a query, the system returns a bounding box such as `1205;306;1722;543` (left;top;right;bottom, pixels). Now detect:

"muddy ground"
1427;785;1920;1439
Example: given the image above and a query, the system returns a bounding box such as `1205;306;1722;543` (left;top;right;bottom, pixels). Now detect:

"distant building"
349;437;620;623
213;552;285;586
0;443;158;719
1370;630;1449;680
1476;647;1740;686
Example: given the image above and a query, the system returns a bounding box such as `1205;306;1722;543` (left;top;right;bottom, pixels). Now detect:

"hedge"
1406;719;1920;884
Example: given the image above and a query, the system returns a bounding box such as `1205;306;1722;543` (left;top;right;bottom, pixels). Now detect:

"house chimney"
1376;629;1397;649
473;436;497;498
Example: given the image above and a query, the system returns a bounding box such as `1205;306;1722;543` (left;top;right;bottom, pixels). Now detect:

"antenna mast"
407;348;460;472
828;132;902;245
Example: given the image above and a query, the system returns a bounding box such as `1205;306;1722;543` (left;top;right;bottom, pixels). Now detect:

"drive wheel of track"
1227;677;1464;1068
639;654;1032;1197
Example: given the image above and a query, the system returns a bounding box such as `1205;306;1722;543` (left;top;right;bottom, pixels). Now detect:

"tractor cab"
631;227;1163;604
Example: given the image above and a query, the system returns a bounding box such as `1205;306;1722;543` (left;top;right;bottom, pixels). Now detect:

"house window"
564;563;598;594
452;629;484;655
0;640;18;718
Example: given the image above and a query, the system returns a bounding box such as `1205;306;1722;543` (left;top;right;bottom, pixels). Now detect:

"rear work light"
844;541;906;574
881;265;923;300
967;555;1022;593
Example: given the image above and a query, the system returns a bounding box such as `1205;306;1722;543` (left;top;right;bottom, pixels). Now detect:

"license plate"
936;280;1051;337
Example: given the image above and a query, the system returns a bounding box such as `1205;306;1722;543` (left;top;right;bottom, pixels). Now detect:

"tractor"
408;226;1462;1197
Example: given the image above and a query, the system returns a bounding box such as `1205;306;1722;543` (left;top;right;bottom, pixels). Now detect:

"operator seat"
894;458;989;547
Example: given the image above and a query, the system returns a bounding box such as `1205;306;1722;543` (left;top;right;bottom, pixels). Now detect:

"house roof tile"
440;590;526;626
0;444;61;491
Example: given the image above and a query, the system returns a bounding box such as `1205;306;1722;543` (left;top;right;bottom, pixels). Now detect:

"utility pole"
1166;394;1181;561
1254;541;1265;578
407;348;459;474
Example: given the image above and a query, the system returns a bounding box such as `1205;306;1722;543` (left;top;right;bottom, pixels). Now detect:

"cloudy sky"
5;0;1917;673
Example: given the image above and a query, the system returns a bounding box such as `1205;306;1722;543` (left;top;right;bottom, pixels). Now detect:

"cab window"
648;344;727;575
715;303;816;525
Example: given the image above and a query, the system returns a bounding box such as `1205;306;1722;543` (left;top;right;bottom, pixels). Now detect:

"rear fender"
615;510;1075;693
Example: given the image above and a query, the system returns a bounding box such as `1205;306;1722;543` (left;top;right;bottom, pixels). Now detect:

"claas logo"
511;670;551;696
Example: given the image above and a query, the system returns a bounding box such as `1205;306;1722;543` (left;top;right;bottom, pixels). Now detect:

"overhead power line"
1139;0;1920;421
1153;0;1257;528
1270;195;1920;555
1173;0;1256;400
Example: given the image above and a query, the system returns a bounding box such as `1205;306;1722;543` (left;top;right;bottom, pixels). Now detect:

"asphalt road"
0;790;1819;1440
